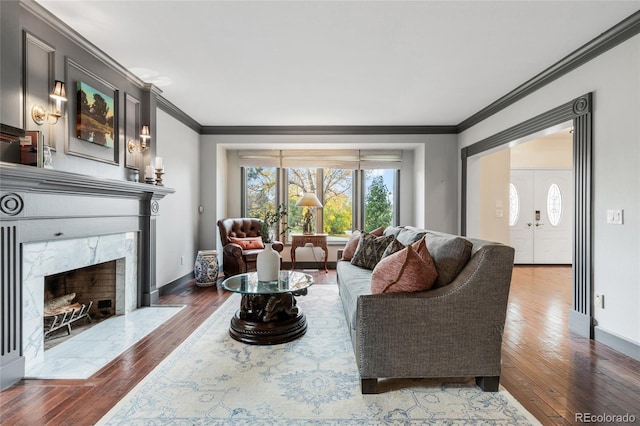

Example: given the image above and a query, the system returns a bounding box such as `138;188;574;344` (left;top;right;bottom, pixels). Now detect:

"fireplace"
22;233;138;372
43;260;118;340
1;163;173;390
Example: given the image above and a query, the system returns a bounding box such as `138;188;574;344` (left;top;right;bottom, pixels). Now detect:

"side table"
290;234;328;273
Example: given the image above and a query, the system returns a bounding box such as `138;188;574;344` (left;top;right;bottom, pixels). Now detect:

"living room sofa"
336;226;515;394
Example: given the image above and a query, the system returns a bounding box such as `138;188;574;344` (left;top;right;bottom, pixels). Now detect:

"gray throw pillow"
396;228;427;246
351;233;396;270
424;232;473;288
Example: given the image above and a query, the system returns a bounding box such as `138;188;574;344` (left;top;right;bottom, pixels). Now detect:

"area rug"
98;286;540;425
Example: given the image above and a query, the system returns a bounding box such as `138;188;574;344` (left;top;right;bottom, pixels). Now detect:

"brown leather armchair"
217;218;284;277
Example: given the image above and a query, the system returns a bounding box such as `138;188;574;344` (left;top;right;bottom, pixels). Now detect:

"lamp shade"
140;125;151;140
295;192;323;208
50;80;67;101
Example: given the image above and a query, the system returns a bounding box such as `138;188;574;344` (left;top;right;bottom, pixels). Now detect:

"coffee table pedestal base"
229;311;307;345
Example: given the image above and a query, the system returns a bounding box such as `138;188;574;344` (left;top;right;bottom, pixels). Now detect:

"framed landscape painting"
65;58;119;165
76;81;115;148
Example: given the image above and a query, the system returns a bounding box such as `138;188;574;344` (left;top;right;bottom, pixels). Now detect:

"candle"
145;165;153;179
155;157;163;171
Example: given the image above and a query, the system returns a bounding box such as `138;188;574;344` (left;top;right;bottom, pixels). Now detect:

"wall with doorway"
478;149;510;245
511;131;573;169
459;34;640;352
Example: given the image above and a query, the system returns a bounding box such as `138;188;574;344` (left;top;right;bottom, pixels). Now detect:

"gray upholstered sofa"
336;226;515;394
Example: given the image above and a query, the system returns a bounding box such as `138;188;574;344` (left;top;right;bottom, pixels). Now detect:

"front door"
510;169;572;264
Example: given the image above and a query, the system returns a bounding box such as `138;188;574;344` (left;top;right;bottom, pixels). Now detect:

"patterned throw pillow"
350;233;395;270
342;227;384;261
229;236;264;250
382;238;405;258
370;245;438;294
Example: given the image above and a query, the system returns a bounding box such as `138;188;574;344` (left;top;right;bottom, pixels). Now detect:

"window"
287;168;353;241
509;183;519;227
242;150;401;243
547;183;562;226
363;169;396;232
244;167;278;217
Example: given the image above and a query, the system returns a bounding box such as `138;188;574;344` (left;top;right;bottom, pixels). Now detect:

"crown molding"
201;125;458;135
457;10;640;132
156;96;202;133
20;0;147;89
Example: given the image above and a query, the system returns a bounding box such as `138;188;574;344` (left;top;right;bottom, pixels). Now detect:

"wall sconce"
32;80;67;125
127;125;151;153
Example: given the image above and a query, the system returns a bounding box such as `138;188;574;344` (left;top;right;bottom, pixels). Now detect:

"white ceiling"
36;1;640;127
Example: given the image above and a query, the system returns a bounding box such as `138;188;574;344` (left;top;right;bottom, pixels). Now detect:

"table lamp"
295;192;323;234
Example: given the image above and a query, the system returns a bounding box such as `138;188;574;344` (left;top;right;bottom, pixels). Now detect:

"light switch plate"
606;209;623;225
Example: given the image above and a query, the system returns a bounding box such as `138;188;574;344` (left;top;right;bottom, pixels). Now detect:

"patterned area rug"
98;286;540;425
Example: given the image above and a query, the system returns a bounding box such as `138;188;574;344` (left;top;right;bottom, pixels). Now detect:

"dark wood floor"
1;266;639;425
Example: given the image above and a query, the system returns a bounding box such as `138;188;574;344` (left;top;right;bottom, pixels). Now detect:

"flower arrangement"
259;203;288;243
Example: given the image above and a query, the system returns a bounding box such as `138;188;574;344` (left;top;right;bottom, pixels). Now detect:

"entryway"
510;169;572;264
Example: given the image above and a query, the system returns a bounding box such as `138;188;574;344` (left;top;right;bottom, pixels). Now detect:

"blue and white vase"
194;250;219;287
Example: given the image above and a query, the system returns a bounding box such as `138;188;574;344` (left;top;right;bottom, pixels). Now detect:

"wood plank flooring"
1;266;639;425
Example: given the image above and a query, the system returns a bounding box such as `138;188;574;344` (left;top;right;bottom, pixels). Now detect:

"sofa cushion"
229;236;264;250
351;233;396;270
425;232;473;288
371;244;438;294
383;226;403;238
396;227;427;246
336;260;374;331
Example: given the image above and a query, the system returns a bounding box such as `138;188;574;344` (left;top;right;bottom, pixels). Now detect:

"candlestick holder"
155;169;164;186
145;176;155;184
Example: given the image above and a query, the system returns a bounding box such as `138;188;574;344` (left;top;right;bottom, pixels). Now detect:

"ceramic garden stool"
194;250;219;287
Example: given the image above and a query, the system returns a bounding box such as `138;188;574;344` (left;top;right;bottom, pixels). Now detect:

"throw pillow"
341;227;384;261
424;232;473;288
396;227;427;246
341;230;361;261
382;238;405;258
371;245;438;294
370;226;385;236
351;233;395;270
229;236;265;250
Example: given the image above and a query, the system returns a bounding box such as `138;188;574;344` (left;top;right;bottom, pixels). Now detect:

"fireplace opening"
43;259;118;348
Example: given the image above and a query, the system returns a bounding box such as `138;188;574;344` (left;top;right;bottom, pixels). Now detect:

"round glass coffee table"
221;271;314;345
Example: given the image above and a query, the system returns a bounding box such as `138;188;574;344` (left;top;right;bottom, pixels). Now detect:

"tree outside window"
245;167;278;218
364;170;394;232
287;168;352;240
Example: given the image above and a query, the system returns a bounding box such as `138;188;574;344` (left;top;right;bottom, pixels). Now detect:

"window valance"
239;149;402;170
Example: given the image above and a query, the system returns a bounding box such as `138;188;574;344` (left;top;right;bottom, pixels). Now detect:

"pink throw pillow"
370;245;438;294
342;230;361;261
229;236;264;250
370;226;385;236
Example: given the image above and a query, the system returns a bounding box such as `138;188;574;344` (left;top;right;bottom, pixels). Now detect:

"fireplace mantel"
0;162;175;390
0;162;174;199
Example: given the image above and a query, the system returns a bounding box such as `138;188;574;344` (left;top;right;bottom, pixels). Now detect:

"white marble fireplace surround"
22;232;137;371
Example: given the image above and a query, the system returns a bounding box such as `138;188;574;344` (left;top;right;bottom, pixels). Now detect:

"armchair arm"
223;243;243;259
